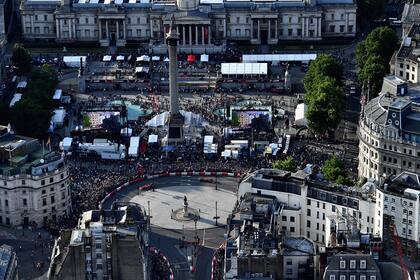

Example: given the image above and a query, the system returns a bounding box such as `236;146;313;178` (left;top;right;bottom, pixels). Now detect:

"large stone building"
0;245;18;280
240;168;420;262
238;169;378;247
391;24;420;84
48;202;150;280
20;0;357;51
357;76;420;181
375;172;420;260
224;192;318;279
0;125;71;227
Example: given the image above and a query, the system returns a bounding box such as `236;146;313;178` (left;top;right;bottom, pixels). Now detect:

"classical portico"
152;12;222;54
98;15;126;47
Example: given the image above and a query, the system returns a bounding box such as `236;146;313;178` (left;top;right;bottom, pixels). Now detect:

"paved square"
130;178;237;229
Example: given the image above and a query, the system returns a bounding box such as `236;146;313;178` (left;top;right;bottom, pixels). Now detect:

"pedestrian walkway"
130;183;237;230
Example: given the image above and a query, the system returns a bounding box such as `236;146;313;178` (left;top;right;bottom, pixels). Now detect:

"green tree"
322;155;345;182
11;44;32;76
304;54;343;93
358;55;387;97
273;156;296;172
10;65;58;139
356;27;398;70
357;0;387;22
305;76;344;135
0;102;10;125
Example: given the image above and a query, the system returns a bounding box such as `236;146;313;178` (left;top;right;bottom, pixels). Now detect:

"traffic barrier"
100;170;243;209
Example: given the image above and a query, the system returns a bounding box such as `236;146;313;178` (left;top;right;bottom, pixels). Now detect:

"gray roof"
402;4;420;24
0;245;14;280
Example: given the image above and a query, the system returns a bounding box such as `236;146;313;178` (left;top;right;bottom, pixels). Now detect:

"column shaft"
189;25;192;45
182;25;186;45
195;25;198;45
116;20;120;39
106;20;109;39
202;26;205;45
208;25;211;44
98;19;102;39
123;20;126;39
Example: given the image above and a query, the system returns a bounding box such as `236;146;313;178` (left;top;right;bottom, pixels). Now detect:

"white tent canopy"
221;63;267;75
148;134;158;143
294;103;308;127
200;54;209;62
129;136;140;156
63;56;87;67
145;110;206;127
204;135;213;144
103;55;112;62
163;57;170;62
152;56;160;61
17;81;27;89
136;55;150;62
242;54;317;63
9;94;22;107
116;55;125;61
135;67;150;73
53;89;62;100
51;108;66;125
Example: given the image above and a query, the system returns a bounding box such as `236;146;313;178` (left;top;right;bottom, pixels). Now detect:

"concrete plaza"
130;177;237;229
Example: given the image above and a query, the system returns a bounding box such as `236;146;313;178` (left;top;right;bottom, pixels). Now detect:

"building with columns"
20;0;356;51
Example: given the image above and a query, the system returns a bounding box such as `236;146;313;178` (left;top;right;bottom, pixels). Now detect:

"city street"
103;175;237;280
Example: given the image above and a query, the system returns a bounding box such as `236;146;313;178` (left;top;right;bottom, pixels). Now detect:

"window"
329;25;335;32
44;15;48;21
50;187;54;192
350;260;356;269
307;221;311;228
340;276;346;280
23;199;27;206
360;259;366;269
297;29;302;36
44;27;49;34
332;205;336;212
42;189;46;194
51;196;55;204
340;260;346;269
370;277;376;280
85;17;89;24
288;29;293;36
360;276;366;280
282;216;287;221
50;178;54;183
42;198;47;206
307;209;311;216
307;199;311;205
290;227;295;232
35;15;38;21
286;259;293;265
350;276;356;280
290;216;295;222
22;180;25;185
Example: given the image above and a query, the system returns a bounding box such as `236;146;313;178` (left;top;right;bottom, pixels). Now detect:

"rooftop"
0;245;15;280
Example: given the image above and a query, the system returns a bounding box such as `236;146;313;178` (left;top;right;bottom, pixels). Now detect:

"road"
103;176;237;280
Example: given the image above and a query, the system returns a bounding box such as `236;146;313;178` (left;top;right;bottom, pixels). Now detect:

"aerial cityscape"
0;0;419;278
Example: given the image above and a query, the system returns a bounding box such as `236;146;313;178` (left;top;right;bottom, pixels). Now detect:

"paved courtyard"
130;177;238;229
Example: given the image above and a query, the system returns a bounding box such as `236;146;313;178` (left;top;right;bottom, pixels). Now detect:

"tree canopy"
322;155;346;182
357;0;387;23
11;65;58;139
305;75;344;135
356;27;399;99
273;156;297;172
11;44;32;76
303;54;343;94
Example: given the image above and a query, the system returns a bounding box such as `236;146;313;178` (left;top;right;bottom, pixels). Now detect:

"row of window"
330;275;376;280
